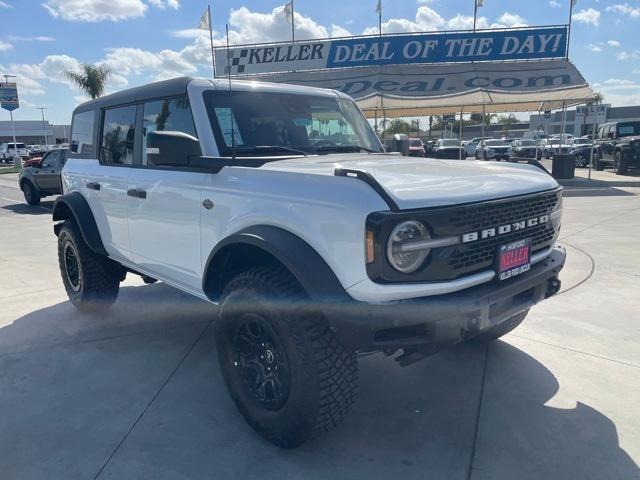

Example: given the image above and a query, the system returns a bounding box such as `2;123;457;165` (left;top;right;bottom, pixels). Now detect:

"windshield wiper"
233;145;310;156
315;144;379;154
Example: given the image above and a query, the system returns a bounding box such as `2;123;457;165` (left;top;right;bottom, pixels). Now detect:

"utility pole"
37;107;48;146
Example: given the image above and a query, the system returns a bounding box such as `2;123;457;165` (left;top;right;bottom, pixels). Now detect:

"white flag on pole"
376;0;381;15
284;1;293;22
571;0;578;6
198;7;210;30
476;0;486;7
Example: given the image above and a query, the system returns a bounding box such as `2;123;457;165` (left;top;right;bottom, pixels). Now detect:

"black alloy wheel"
234;313;291;410
63;240;82;292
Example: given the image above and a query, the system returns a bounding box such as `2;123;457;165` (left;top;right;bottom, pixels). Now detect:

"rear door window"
100;105;137;166
70;110;96;156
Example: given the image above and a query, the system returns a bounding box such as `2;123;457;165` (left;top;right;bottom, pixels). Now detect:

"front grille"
445;190;561;274
365;189;562;284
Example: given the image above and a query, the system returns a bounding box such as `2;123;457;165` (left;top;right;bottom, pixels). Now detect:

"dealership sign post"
0;79;20;164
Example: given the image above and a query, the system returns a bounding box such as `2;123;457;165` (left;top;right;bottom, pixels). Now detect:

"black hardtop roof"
73;76;193;113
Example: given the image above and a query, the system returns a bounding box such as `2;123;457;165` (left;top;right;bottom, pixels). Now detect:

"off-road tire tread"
615;151;629;175
217;266;357;447
57;220;121;313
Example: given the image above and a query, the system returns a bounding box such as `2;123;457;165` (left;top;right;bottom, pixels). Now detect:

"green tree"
62;63;112;100
382;119;412;136
497;114;517;132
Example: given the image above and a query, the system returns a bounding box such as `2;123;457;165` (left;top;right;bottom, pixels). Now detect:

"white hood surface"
261;154;559;210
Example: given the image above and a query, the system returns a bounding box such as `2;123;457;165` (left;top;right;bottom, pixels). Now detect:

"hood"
260;154;559;210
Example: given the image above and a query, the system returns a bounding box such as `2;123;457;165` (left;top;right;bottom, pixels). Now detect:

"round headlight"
386;221;430;273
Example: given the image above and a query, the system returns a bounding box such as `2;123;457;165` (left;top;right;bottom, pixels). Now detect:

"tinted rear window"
70;110;96;156
617;122;640;137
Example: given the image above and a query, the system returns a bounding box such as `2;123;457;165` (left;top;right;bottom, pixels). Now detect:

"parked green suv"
18;149;68;205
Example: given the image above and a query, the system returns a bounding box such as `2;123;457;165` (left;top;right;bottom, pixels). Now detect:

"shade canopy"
249;59;595;118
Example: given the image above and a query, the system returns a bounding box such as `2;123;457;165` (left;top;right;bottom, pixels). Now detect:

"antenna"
225;24;236;160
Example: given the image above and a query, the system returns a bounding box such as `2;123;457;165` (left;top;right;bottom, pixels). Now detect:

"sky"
0;0;639;124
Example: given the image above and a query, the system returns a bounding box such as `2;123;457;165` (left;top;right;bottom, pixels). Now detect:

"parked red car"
408;137;426;157
23;157;43;168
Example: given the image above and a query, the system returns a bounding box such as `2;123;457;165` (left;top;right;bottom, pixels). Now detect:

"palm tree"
62;63;112;100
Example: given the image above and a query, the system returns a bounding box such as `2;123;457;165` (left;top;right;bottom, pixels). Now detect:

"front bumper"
325;245;565;355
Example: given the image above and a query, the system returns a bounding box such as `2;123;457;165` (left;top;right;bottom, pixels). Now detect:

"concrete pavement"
0;168;638;480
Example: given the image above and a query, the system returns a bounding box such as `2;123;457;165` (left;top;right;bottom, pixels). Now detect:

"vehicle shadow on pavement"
1;201;54;215
0;284;637;480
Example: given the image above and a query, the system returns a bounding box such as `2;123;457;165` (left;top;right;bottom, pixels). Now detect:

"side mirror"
146;130;201;167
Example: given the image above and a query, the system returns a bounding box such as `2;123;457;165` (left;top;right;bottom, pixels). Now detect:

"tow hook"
545;278;561;298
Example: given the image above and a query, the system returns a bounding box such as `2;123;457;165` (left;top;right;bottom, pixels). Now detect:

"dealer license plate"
498;238;531;281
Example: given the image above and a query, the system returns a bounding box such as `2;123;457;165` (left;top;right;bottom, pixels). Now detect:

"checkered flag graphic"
224;49;249;74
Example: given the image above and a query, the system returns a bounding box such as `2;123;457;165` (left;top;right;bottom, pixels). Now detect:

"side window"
101;105;137;166
142;96;199;165
41;151;58;168
70;110;96;156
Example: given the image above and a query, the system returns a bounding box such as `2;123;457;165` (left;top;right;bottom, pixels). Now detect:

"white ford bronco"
53;77;565;448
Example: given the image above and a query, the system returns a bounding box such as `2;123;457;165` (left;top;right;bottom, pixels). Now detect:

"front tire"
470;309;529;344
614;151;629;175
574;154;588;168
215;267;357;448
57;221;122;313
22;181;41;206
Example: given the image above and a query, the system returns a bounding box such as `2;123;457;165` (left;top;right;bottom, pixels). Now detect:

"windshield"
486;140;507;146
617;122;640;137
409;139;423;147
519;140;536;146
440;140;460;147
203;90;383;156
572;138;591;145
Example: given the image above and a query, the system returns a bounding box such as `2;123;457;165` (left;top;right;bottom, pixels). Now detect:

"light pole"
37;107;48;147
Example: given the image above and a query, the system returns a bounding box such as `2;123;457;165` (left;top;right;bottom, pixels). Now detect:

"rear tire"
215;267;357;448
22;181;41;206
595;159;605;171
470;309;529;344
57;221;122;313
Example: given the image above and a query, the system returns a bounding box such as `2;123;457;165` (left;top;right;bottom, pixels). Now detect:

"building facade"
0;120;70;145
529;105;640;137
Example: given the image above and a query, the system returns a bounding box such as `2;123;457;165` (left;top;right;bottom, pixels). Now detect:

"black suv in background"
595;121;640;175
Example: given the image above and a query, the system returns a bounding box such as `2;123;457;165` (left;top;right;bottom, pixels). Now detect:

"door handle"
127;188;147;199
87;182;101;190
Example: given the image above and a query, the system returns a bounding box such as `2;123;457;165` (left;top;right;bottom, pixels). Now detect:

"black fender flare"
52;192;107;256
202;225;350;304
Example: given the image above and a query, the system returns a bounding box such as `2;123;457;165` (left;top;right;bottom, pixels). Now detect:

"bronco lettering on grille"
461;215;550;243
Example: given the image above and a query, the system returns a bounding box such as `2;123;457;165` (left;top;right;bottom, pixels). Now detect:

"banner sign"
215;26;568;76
576;104;608;125
0;82;19;111
254;60;585;101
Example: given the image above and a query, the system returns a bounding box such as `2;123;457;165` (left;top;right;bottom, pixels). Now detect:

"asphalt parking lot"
0;165;639;480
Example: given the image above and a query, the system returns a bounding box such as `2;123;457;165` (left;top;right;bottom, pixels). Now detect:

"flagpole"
208;5;216;78
473;1;478;31
291;0;295;43
378;1;382;37
567;0;574;58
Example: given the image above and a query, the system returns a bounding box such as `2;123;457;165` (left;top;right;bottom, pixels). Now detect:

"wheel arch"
202;225;350;304
52;192;107;256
